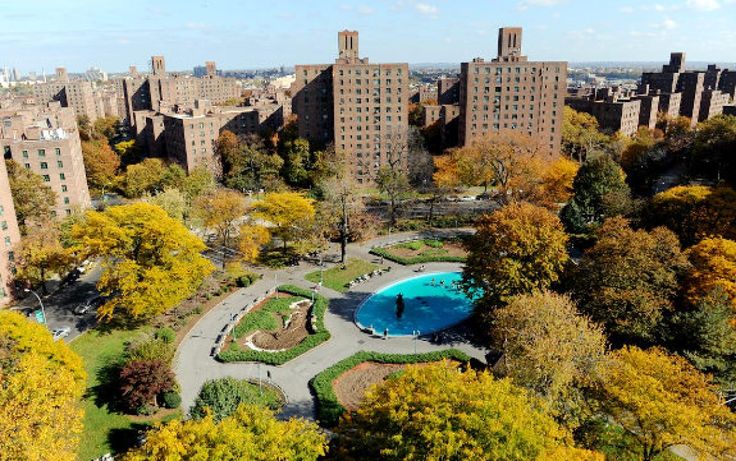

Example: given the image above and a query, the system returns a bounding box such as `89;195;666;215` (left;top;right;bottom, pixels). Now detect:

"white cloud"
687;0;721;11
662;17;678;29
415;2;438;15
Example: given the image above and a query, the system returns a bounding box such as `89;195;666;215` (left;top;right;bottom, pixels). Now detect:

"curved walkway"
174;230;486;420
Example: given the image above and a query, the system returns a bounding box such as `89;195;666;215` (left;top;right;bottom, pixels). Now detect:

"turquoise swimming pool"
355;272;473;336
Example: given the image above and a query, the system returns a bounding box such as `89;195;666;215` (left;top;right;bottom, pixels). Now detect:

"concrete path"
174;230;486;421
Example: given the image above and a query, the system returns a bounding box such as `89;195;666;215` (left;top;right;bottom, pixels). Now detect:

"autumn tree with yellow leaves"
333;361;601;461
684;237;736;308
592;346;736;461
462;202;569;310
12;220;74;294
72;202;214;321
0;311;86;461
123;404;327;461
254;191;316;254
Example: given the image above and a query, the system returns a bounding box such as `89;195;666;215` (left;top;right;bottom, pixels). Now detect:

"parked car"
74;296;104;315
52;327;71;341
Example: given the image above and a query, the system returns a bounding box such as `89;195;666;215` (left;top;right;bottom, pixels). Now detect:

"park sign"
34;309;45;324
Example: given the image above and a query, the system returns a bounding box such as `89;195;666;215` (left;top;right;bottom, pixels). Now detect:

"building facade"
291;31;410;183
0;159;20;306
458;27;567;152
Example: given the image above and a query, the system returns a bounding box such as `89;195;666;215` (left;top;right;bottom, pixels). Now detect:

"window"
40;162;48;169
42;175;50;182
59;173;65;180
55;148;61;156
57;160;63;168
64;197;70;205
38;149;46;157
61;185;68;192
1;221;6;231
22;150;28;158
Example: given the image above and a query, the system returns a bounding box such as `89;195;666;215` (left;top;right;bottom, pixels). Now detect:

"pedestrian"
383;327;389;339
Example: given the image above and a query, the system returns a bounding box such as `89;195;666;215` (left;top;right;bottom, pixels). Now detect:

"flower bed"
309;349;471;427
216;285;330;365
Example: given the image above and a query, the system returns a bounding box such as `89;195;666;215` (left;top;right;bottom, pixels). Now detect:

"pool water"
355;272;474;336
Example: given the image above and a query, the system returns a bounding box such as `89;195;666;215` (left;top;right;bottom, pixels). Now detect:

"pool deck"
175;230;487;421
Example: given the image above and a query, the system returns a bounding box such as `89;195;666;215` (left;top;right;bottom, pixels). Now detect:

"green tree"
123;404;327;461
333;361;593;461
145;188;188;222
462;202;569;310
561;155;631;234
190;377;282;422
219;132;283;192
592;346;736;461
92;116;120;143
320;151;363;262
113;139;143;166
123;158;167;198
181;166;216;204
253;192;315;253
0;311;86;461
561;107;611;162
72;202;214;321
491;291;607;428
281;138;311;187
5;160;57;232
569;217;688;344
692;114;736;184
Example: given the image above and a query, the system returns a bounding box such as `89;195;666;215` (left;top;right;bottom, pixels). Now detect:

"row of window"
20;147;62;158
471;66;562;74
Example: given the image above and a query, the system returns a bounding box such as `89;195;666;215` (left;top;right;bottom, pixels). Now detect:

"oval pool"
355;272;473;336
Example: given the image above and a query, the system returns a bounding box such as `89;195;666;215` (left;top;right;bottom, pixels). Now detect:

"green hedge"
309;349;472;427
217;285;330;365
370;246;466;265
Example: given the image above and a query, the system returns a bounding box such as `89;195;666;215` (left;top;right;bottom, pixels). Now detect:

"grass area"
217;285;331;365
309;349;473;427
305;258;381;293
231;296;304;340
370;238;468;265
71;328;181;460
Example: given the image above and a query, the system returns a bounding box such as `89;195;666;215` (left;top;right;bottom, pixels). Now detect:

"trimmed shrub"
237;271;261;288
161;390;182;409
190;377;284;422
126;336;175;363
216;285;331;365
423;239;444;248
309;349;472;427
396;241;422;251
155;327;176;344
119;359;176;413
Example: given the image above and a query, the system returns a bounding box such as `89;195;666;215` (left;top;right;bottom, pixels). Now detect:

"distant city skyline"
2;0;736;74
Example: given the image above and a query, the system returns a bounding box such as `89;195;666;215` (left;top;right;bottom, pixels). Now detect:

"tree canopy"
0;311;86;461
5;159;57;232
81;139;121;193
569;217;688;344
462;202;569;310
123;404;327;461
253;192;315;253
333;361;595;461
72;202;214;321
190;377;283;422
684;237;736;309
12;221;73;294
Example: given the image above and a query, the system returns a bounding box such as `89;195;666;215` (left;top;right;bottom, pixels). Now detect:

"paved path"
174;230;485;420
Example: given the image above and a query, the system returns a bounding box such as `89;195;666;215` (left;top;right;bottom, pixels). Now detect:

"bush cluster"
217;285;331;365
309;349;472;427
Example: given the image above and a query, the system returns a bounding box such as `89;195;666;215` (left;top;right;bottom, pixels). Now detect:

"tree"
281;138;311;187
539;157;579;206
592;346;736;461
145;188;188;222
647;185;736;246
81;139;120;193
77;115;93;141
561;107;611;162
123;158;167;198
0;311;86;461
237;224;271;263
569;217;688;344
92;116;120;143
119;359;175;413
219;132;283;192
491;291;607;427
320;151;363;262
190;377;282;422
181;166;216;204
333;361;593;461
560;155;631;234
683;237;736;308
123;404;327;461
668;288;736;386
462;202;569;310
113;139;143;166
12;221;73;294
72;202;214;321
192;189;249;260
253;192;315;253
5;160;57;232
691;114;736;184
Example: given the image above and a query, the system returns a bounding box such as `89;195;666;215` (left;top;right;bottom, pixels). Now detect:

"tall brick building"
0;159;20;306
458;27;567;152
291;30;410;183
33;67;101;121
0;101;92;218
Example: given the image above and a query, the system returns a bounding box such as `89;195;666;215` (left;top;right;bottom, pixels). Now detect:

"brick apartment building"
0;159;20;307
33;67;101;121
458;27;567;152
291;30;410;183
0;101;92;218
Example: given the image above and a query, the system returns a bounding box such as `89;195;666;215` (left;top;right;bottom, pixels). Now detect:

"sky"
1;0;735;74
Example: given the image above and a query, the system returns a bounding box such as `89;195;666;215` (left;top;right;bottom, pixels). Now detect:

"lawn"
231;295;304;339
71;328;181;461
370;238;467;265
305;258;381;293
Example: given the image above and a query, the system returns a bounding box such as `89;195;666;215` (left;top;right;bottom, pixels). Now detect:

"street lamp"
413;329;421;354
24;288;49;330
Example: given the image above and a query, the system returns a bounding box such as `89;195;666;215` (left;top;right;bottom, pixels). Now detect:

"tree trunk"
40;266;48;295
